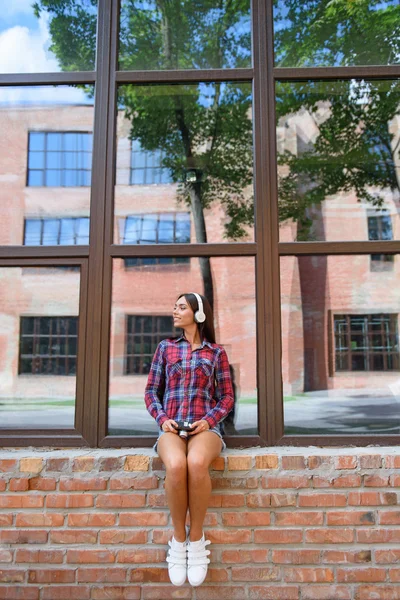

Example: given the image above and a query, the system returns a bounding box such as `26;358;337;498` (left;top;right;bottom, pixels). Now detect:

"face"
173;296;195;328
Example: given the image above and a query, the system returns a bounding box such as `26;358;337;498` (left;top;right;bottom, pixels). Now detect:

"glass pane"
119;0;251;70
277;80;400;242
0;86;94;245
108;256;257;437
274;1;400;67
115;83;254;244
0;267;81;429
0;2;98;73
281;254;400;436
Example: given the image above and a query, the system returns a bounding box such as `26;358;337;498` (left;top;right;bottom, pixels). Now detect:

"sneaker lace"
187;539;211;566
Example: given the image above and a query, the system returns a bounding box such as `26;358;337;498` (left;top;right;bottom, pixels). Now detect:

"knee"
165;457;187;484
187;454;209;480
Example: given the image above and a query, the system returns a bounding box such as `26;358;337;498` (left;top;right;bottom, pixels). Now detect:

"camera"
173;420;193;439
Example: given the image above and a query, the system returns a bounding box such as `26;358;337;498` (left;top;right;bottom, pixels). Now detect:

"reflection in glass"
274;1;400;67
114;83;254;252
0;1;98;74
0;86;94;246
276;80;400;242
0;267;81;429
119;0;251;70
281;255;400;435
108;256;257;436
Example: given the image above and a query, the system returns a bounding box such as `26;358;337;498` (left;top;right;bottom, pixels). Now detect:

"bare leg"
187;432;222;541
157;433;188;542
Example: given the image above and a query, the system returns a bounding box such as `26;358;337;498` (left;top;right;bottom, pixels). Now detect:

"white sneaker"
166;536;187;586
187;533;211;587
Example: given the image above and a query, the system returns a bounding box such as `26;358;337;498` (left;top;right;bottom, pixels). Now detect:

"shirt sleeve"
203;347;234;429
144;342;168;427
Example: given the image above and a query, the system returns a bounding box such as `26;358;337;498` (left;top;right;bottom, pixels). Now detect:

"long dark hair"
176;293;216;344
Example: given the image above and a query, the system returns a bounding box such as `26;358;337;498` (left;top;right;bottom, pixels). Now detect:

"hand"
188;420;210;435
161;419;179;434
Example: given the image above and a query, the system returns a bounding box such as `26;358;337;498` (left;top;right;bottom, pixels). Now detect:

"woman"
144;292;234;587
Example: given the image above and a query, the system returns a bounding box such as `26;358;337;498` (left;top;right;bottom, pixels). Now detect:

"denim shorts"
153;427;226;454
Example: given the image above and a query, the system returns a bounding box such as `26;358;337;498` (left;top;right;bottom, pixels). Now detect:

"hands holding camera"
161;419;210;435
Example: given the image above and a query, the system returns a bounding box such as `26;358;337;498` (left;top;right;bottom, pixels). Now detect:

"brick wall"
0;447;400;600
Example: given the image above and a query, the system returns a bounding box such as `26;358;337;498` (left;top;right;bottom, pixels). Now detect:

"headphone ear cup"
195;310;206;323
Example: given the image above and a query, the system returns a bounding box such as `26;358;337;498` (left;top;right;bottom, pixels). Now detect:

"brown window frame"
1;0;400;448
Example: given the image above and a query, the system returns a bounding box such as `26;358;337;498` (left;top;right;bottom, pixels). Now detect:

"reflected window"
334;314;400;372
125;316;175;375
24;218;89;246
27;132;92;187
131;141;173;185
368;212;394;269
19;317;78;376
122;213;190;267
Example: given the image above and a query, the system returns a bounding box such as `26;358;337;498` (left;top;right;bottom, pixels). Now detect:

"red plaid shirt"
144;335;234;429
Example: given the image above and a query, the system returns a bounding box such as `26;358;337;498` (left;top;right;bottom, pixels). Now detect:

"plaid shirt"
144;335;234;429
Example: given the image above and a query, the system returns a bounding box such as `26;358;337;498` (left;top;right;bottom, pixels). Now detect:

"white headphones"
192;292;206;323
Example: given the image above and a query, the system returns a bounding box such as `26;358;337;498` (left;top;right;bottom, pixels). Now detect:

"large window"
24;218;89;246
130;141;173;185
27;132;92;187
368;212;395;269
19;316;78;376
125;315;175;375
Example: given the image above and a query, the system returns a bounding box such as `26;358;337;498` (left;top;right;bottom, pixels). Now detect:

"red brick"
376;550;400;564
222;549;269;563
0;588;39;600
50;530;97;544
255;455;279;469
28;569;75;583
298;493;347;507
147;493;167;507
389;569;400;582
0;480;6;491
141;587;192;599
221;494;245;507
312;474;361;488
42;586;90;600
305;528;354;544
68;513;116;527
0;514;13;526
129;567;169;582
124;455;149;471
380;511;400;525
390;475;400;487
46;494;94;508
0;570;25;583
96;494;146;508
254;529;303;544
72;457;95;471
246;493;271;508
151;457;165;471
0;531;47;544
19;458;43;473
109;476;158;490
67;550;115;564
195;587;247;600
356;587;400;600
357;529;400;543
28;477;57;491
249;586;299;600
308;456;333;469
59;477;107;491
222;512;270;526
77;568;127;582
210;456;225;471
16;549;64;564
9;478;29;491
207;529;252;544
364;474;389;486
337;567;386;582
385;456;400;469
92;587;140;600
99;530;147;545
0;550;13;563
270;492;297;507
262;475;310;489
211;476;258;489
98;457;124;471
16;513;64;527
326;511;375;526
349;491;397;506
151;530;173;545
360;454;382;469
232;566;280;581
272;550;321;564
282;456;306;470
0;495;44;508
284;567;334;582
301;585;351;600
119;512;168;526
117;549;166;563
227;455;252;470
0;460;17;472
335;456;357;469
323;550;371;563
275;511;323;526
46;458;69;472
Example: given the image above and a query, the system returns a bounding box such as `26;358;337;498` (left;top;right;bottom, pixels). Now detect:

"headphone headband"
191;292;206;324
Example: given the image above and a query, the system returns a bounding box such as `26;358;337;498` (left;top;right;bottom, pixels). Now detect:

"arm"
203;347;234;429
144;342;169;427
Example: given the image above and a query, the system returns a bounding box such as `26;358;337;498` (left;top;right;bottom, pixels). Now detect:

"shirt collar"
175;334;213;349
